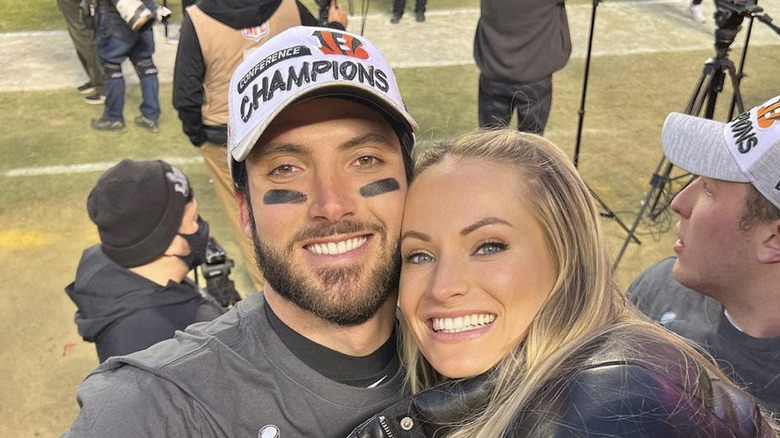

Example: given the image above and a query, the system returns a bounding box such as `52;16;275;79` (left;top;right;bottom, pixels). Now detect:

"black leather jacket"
348;332;774;438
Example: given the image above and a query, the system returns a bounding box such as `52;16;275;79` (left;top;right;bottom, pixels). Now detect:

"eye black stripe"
359;178;400;198
263;190;307;204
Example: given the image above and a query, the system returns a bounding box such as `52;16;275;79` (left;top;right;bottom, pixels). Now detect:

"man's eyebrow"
401;230;431;242
461;217;513;236
252;143;309;160
338;133;394;152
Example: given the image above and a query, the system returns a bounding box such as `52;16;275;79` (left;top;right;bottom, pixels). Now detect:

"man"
66;159;225;363
90;0;170;132
629;94;780;417
474;0;570;134
57;0;104;104
172;0;347;291
689;0;707;23
389;0;427;23
64;26;417;436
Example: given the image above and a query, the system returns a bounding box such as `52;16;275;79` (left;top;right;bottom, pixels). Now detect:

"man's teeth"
432;314;496;333
306;236;368;255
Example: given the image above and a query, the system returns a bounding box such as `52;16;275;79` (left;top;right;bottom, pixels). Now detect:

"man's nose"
308;171;357;222
671;177;697;219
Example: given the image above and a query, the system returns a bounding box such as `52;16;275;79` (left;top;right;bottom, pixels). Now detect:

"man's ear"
235;188;254;239
757;219;780;263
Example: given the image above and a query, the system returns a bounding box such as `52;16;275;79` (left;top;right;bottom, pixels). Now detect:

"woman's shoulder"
512;330;770;437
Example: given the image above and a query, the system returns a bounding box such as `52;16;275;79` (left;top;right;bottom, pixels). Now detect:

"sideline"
2;1;778;93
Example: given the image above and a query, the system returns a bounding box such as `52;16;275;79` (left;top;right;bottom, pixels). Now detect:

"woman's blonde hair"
402;128;771;436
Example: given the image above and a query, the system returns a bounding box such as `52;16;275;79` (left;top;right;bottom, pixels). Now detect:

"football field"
1;0;779;435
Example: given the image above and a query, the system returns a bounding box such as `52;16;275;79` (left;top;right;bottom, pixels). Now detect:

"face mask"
177;217;210;269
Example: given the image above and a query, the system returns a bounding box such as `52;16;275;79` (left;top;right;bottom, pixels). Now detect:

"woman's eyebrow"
401;230;430;242
461;217;513;236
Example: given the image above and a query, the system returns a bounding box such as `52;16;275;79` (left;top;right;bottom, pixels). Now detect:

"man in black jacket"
474;0;570;134
172;0;346;291
66;159;225;363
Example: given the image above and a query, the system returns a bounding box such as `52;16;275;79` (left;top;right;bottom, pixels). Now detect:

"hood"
198;0;284;29
65;245;200;342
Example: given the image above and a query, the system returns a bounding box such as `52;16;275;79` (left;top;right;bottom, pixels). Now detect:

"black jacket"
349;331;774;437
172;0;343;146
65;245;224;362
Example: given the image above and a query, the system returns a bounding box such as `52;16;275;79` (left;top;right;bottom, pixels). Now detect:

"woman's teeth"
432;314;496;333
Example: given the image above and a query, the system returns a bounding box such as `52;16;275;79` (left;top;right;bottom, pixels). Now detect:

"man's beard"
247;204;400;326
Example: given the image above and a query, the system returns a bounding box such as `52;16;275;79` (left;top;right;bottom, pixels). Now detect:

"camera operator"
66;159;229;363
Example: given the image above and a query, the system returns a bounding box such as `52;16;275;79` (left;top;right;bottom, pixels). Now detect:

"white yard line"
2;157;203;177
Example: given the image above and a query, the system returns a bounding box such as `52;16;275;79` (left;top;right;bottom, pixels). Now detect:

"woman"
348;129;777;437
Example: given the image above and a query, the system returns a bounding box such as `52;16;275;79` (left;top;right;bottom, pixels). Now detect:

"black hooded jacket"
172;0;343;146
65;245;224;363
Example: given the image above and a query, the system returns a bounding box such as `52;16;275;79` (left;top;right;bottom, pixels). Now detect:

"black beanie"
87;159;192;268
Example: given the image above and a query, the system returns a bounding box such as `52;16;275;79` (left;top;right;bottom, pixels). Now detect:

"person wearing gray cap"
64;26;417;437
629;94;780;418
65;159;225;364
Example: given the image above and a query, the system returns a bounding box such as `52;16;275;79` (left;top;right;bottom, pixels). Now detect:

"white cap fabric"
227;26;418;182
662;94;780;209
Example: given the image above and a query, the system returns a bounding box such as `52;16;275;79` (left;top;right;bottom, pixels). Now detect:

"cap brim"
662;112;749;183
230;82;417;163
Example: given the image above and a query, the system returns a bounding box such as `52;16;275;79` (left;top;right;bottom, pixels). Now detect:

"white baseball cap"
662;94;780;209
227;26;418;183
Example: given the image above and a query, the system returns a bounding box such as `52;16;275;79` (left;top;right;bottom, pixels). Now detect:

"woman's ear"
756;219;780;264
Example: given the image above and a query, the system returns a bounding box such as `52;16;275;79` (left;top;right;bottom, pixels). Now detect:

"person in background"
690;0;707;23
58;0;105;104
474;0;570;134
90;0;170;132
629;94;780;418
172;0;347;291
66;159;225;363
390;0;427;24
349;129;776;437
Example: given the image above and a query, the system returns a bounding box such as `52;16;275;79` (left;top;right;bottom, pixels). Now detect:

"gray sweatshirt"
63;293;405;437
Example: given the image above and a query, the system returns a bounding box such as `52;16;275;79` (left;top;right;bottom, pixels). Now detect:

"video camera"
200;237;242;308
714;0;762;19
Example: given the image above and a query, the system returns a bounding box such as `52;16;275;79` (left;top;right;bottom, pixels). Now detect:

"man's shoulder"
111;292;265;371
64;294;268;437
627;257;710;311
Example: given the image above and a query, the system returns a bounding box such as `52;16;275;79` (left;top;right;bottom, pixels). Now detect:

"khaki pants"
200;142;264;292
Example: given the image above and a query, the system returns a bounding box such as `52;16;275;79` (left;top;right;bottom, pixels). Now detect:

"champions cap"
662;94;780;209
227;25;418;183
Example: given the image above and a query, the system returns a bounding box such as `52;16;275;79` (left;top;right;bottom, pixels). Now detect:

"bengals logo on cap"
312;30;369;60
756;98;780;130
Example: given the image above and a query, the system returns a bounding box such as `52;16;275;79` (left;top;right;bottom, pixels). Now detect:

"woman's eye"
405;251;435;264
474;241;508;256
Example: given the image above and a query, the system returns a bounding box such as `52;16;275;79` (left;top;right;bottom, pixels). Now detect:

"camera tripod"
612;23;748;269
575;0;640;246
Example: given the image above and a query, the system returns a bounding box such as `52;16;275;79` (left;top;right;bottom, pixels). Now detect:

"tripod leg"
689;68;717;116
726;62;746;115
613;155;670;270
